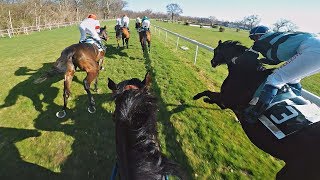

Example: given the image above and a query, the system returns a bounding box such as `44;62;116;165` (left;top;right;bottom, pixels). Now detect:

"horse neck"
115;90;159;146
115;90;163;176
223;55;270;110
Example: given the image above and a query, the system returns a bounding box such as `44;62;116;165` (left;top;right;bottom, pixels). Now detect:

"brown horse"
34;28;108;118
116;25;130;48
139;30;151;53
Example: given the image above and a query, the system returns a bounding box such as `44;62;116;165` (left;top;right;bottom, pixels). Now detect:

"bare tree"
208;16;217;25
166;3;182;22
273;18;298;32
242;14;260;30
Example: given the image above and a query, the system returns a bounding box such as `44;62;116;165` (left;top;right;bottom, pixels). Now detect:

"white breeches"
265;37;320;88
79;26;101;42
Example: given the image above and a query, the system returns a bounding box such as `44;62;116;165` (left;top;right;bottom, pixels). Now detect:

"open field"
2;20;318;179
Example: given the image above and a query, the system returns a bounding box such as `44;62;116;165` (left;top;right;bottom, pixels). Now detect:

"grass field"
1;20;317;179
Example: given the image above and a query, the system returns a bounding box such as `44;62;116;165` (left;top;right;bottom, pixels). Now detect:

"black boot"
244;85;278;123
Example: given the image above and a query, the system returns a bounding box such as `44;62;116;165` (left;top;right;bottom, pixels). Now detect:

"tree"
166;3;182;22
273;18;298;32
208;16;217;25
242;14;260;30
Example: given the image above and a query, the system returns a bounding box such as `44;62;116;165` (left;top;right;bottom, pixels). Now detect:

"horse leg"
193;90;226;109
126;38;129;49
83;70;98;113
147;40;151;53
122;37;125;47
117;39;120;49
93;63;101;92
57;69;74;118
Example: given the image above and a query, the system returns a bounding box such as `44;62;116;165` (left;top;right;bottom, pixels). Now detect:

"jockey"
79;14;101;44
135;17;142;29
246;25;320;122
141;16;151;31
115;17;122;31
121;14;130;30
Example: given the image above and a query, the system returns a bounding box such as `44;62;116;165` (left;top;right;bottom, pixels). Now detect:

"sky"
124;0;320;33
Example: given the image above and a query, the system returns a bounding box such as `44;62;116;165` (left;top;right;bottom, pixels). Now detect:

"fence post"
7;29;11;38
194;45;199;65
176;37;180;50
165;32;168;42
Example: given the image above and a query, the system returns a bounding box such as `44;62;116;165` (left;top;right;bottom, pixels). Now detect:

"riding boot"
288;83;302;96
245;84;278;123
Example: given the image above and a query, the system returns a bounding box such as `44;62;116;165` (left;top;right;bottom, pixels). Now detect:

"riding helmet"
249;26;270;39
88;14;97;20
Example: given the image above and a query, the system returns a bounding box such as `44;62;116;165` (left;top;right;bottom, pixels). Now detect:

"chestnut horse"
115;25;130;48
34;28;108;118
108;73;188;180
139;30;151;53
194;40;320;179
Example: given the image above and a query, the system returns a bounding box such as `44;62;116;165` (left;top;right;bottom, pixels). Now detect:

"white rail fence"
152;25;320;106
152;25;214;65
0;21;80;38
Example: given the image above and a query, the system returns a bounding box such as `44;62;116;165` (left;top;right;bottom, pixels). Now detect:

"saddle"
249;83;320;139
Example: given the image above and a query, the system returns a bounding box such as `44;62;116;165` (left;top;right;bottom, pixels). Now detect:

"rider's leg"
79;26;86;43
246;37;320;122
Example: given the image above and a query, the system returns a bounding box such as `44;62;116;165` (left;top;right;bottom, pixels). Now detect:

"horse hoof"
56;110;66;118
88;106;96;113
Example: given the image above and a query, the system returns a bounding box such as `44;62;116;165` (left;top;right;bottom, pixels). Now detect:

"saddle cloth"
250;83;320;139
83;38;105;52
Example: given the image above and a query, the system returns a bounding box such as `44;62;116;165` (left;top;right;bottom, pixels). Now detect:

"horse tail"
33;66;62;84
162;157;189;180
34;50;74;84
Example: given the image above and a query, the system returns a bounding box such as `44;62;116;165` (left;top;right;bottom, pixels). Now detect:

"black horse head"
211;40;248;67
99;25;108;41
107;73;187;180
108;72;151;99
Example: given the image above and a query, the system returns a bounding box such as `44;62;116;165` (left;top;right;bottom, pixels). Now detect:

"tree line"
0;1;298;33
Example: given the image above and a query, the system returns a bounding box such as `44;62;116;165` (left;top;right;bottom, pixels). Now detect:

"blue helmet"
249;26;270;39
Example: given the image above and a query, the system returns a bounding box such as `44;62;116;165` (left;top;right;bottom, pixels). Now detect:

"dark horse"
193;40;320;179
108;73;187;180
34;27;108;118
139;29;151;53
115;25;130;49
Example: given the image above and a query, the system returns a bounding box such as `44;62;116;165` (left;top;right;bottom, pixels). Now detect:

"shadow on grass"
33;93;115;179
142;51;195;179
104;44;129;59
0;64;116;179
0;127;58;179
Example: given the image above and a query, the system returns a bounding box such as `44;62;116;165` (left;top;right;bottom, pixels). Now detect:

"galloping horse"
34;27;108;118
115;25;130;48
108;73;188;180
194;40;320;179
139;29;151;53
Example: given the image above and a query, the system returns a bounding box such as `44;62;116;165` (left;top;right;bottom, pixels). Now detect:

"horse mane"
221;40;248;52
114;89;186;179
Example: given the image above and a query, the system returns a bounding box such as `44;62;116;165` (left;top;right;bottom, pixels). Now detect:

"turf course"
1;20;317;179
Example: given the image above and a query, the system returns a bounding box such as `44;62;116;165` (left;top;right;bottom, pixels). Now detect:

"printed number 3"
270;106;299;124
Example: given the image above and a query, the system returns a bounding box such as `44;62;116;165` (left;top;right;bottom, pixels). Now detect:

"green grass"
2;19;318;179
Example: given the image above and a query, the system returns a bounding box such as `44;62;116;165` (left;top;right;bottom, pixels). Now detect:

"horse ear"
142;72;151;89
218;40;222;44
108;78;117;91
103;25;106;29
